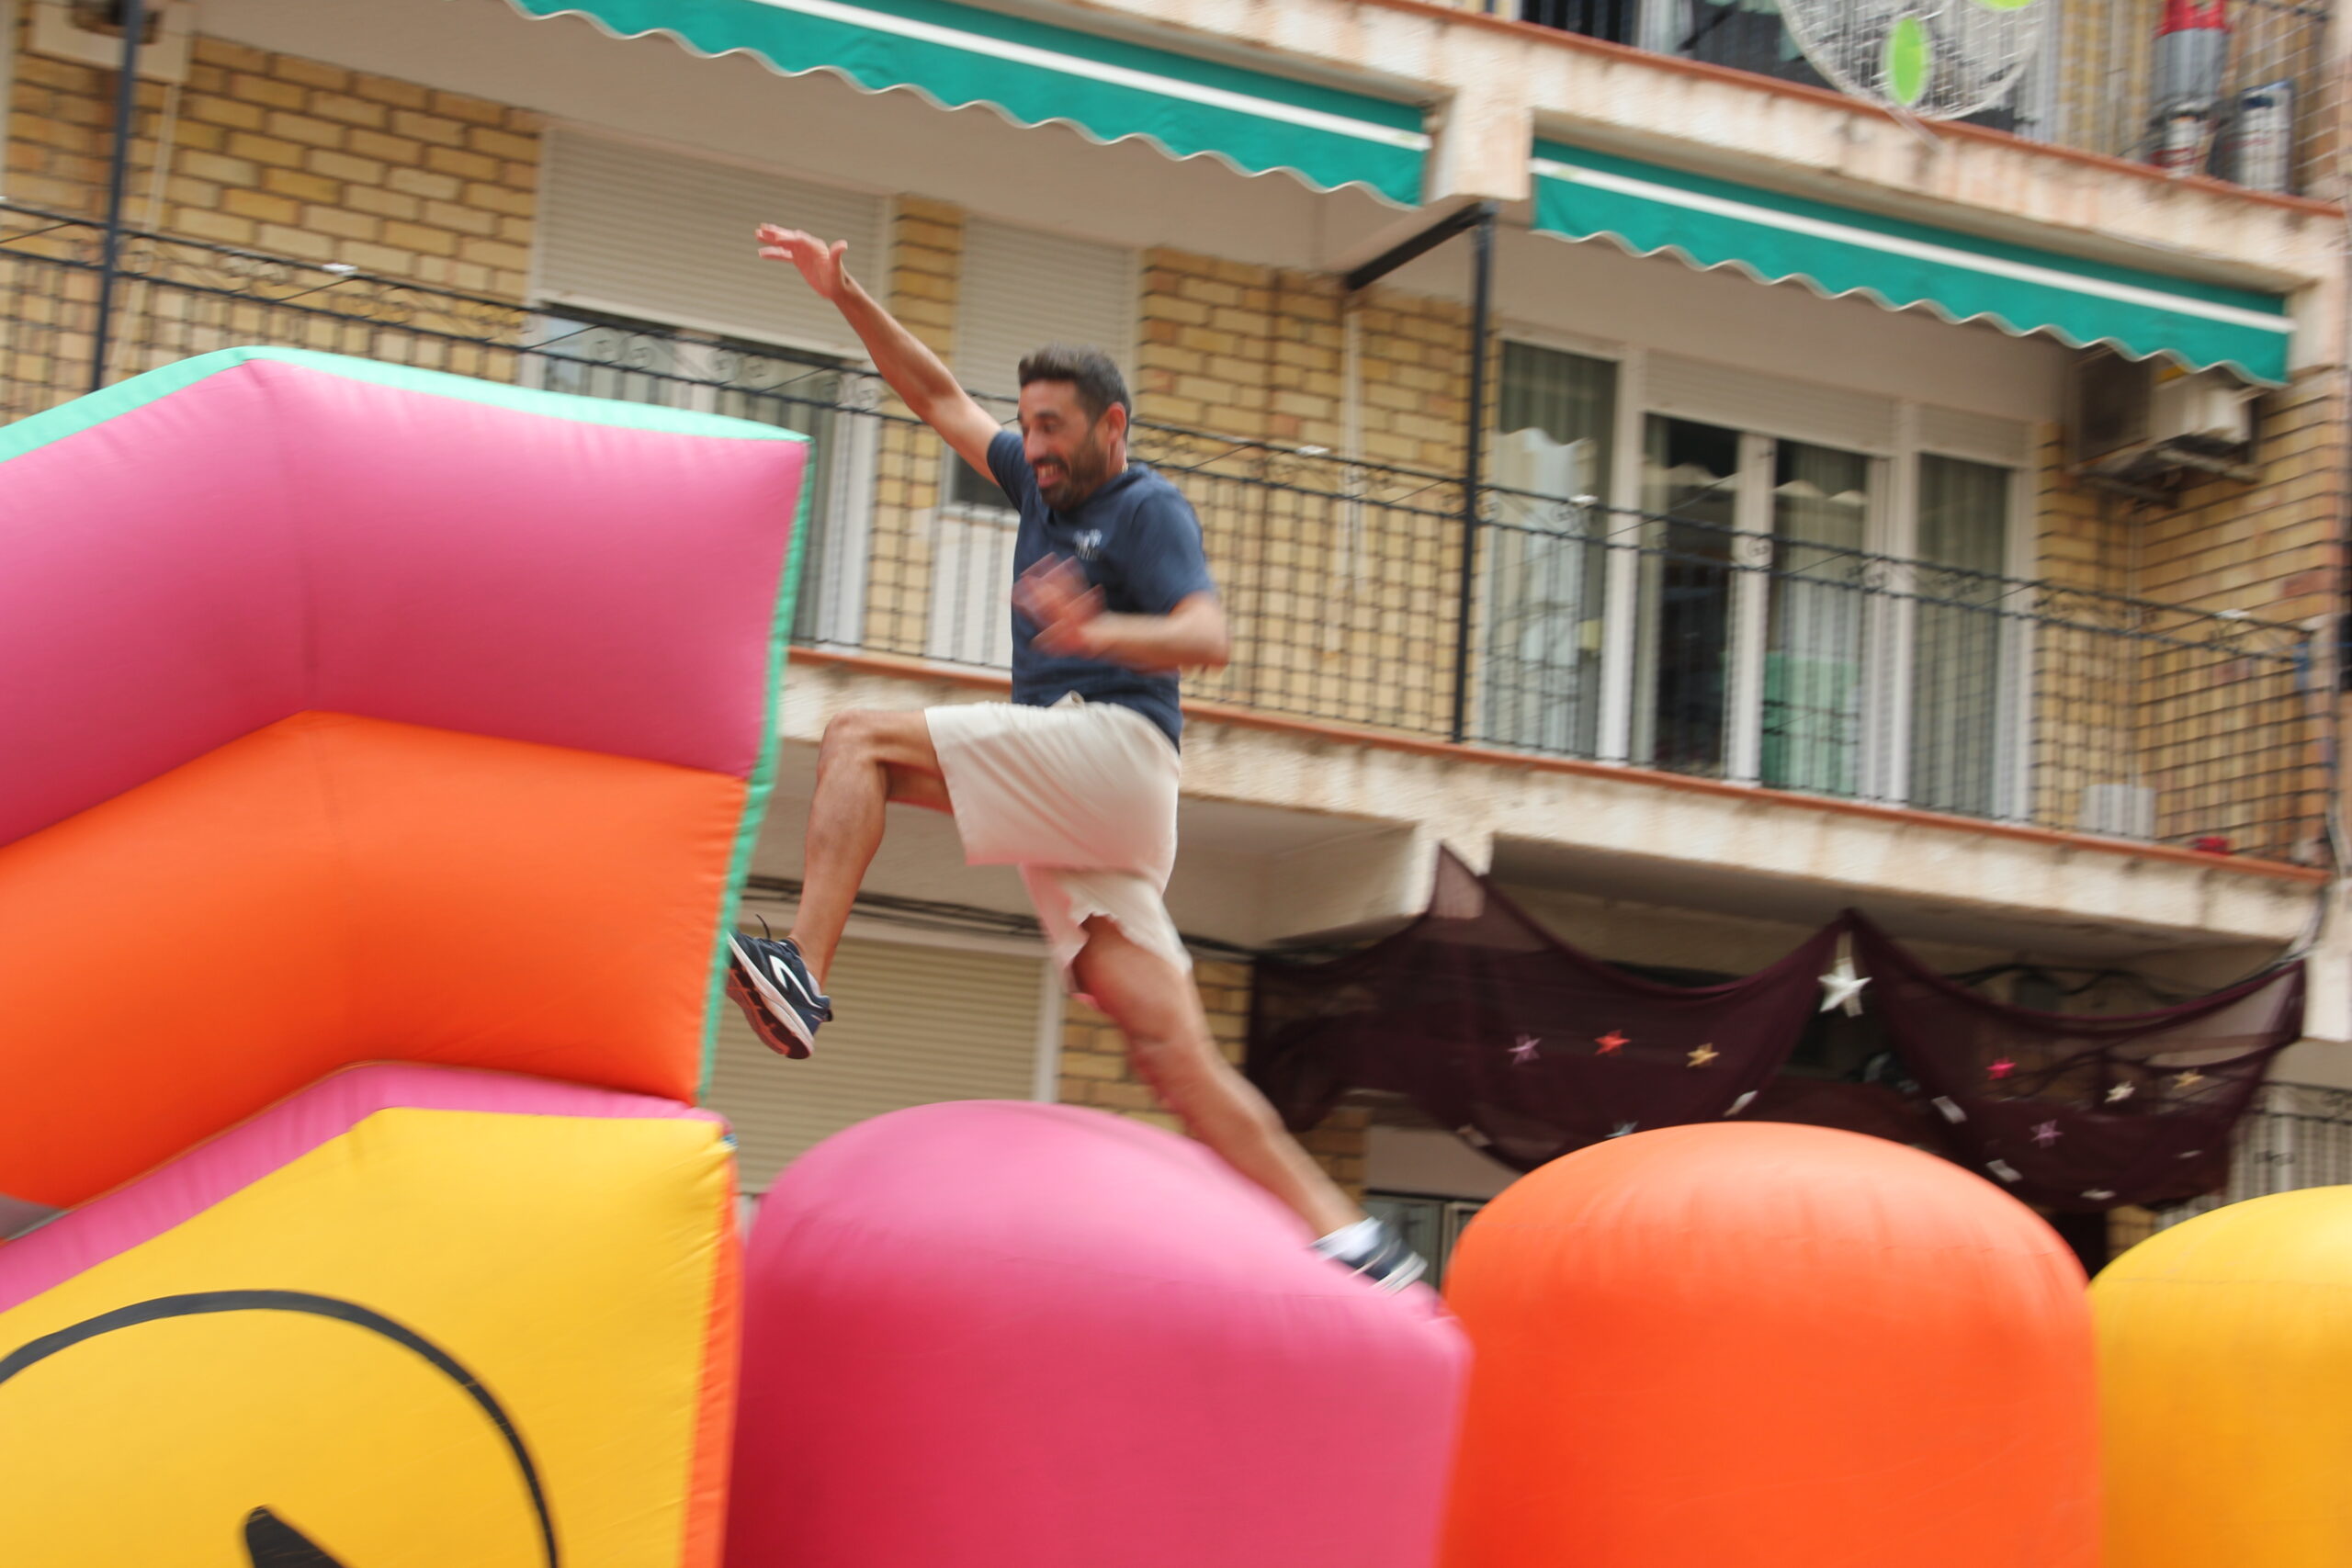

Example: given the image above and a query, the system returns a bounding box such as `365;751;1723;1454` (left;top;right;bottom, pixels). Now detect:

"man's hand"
756;220;1001;473
1015;560;1228;673
755;224;848;303
1014;556;1106;657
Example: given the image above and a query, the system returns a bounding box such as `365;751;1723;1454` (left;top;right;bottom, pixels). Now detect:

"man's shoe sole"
725;954;814;1059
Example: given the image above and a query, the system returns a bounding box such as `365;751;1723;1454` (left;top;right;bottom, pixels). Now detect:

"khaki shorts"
925;694;1190;984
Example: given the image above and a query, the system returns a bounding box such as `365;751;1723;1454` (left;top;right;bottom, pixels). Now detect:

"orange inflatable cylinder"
1440;1123;2099;1568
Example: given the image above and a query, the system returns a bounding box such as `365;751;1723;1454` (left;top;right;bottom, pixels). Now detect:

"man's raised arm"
755;224;1001;474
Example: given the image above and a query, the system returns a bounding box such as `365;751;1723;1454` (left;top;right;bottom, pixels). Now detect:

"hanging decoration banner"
500;0;1430;205
1530;138;2292;383
1249;849;2303;1211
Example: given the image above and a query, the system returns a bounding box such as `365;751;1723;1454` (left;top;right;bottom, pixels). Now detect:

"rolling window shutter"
706;935;1049;1191
537;131;884;354
1646;353;1897;455
953;220;1135;401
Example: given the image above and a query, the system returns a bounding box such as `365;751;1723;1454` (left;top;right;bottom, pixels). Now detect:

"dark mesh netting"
1248;849;1844;1172
1247;849;2303;1208
1849;915;2303;1213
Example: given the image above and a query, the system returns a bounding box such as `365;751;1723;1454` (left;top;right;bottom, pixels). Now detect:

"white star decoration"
2106;1083;2135;1104
1509;1034;1541;1065
1609;1121;1638;1138
1818;956;1871;1016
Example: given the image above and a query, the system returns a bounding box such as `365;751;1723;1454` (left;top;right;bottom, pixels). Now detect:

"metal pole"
1448;206;1496;744
90;0;150;395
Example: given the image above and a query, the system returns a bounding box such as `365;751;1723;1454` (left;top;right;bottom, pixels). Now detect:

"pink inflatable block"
0;347;805;847
728;1101;1467;1568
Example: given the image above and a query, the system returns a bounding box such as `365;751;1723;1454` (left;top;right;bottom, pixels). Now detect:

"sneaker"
725;926;831;1059
1312;1216;1430;1293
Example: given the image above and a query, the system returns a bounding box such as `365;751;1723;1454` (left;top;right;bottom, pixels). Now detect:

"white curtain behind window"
1911;455;2013;817
1482;344;1617;756
1763;441;1870;795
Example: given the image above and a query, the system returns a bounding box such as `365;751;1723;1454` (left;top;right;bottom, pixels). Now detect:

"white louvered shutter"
705;936;1049;1192
952;220;1136;400
537;131;884;354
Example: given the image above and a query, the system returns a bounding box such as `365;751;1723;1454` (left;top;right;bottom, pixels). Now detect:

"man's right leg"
786;708;951;988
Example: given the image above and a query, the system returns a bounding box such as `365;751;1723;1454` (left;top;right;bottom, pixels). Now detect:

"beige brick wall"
1134;247;1469;732
6;28;538;297
857;196;962;657
1056;955;1369;1200
2032;377;2340;861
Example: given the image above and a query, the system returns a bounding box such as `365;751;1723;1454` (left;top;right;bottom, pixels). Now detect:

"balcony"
0;210;2324;867
1510;0;2335;196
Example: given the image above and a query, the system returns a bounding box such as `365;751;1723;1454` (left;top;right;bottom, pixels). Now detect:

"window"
1521;0;1828;88
1364;1191;1488;1286
1635;415;1743;777
528;308;863;645
929;220;1136;667
1909;455;2016;817
1478;356;2024;811
1484;343;1618;756
1519;0;1640;45
1632;420;1885;789
531;134;889;647
1762;440;1872;795
946;220;1136;510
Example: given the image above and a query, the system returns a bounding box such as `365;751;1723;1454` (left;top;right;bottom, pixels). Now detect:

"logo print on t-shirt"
1075;529;1104;562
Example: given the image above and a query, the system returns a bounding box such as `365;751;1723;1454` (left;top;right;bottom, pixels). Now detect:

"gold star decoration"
2175;1069;2206;1090
1687;1043;1719;1067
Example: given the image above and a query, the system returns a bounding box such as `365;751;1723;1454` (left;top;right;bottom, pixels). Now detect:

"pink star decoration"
1509;1034;1541;1065
1987;1058;2018;1080
2031;1121;2062;1147
1595;1032;1628;1055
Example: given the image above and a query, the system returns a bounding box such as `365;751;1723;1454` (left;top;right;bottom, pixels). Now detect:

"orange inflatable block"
1440;1122;2099;1568
0;712;744;1207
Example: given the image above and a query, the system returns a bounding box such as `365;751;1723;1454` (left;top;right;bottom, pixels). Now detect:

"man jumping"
729;222;1423;1292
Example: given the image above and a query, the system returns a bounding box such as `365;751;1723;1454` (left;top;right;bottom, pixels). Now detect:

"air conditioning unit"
2068;349;2257;487
28;0;197;85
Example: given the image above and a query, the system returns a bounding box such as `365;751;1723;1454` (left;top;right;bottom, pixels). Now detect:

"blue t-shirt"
989;430;1216;750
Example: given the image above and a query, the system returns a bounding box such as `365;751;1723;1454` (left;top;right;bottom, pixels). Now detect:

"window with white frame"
1485;341;1617;757
529;131;888;645
931;220;1136;667
1485;343;2026;813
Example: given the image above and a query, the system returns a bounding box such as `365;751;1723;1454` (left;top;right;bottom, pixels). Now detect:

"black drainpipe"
90;0;150;395
1448;209;1497;743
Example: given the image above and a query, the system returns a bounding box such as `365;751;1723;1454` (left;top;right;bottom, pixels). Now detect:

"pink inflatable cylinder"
727;1101;1467;1568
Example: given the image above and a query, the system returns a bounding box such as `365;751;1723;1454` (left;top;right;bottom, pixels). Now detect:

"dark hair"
1017;344;1131;423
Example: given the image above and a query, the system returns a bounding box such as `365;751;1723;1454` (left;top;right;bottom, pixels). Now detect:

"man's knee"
819;709;922;767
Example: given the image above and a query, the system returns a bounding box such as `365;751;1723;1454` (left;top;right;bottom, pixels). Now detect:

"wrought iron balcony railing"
2152;1079;2352;1228
1516;0;2334;197
0;209;2324;862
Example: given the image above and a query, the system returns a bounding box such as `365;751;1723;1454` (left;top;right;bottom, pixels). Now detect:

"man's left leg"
1069;914;1363;1239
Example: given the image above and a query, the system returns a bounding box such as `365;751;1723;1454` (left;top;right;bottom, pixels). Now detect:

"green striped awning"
506;0;1430;206
1532;141;2292;383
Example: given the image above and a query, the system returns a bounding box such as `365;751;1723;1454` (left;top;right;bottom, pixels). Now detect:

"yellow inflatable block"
0;1066;738;1568
2094;1186;2352;1568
